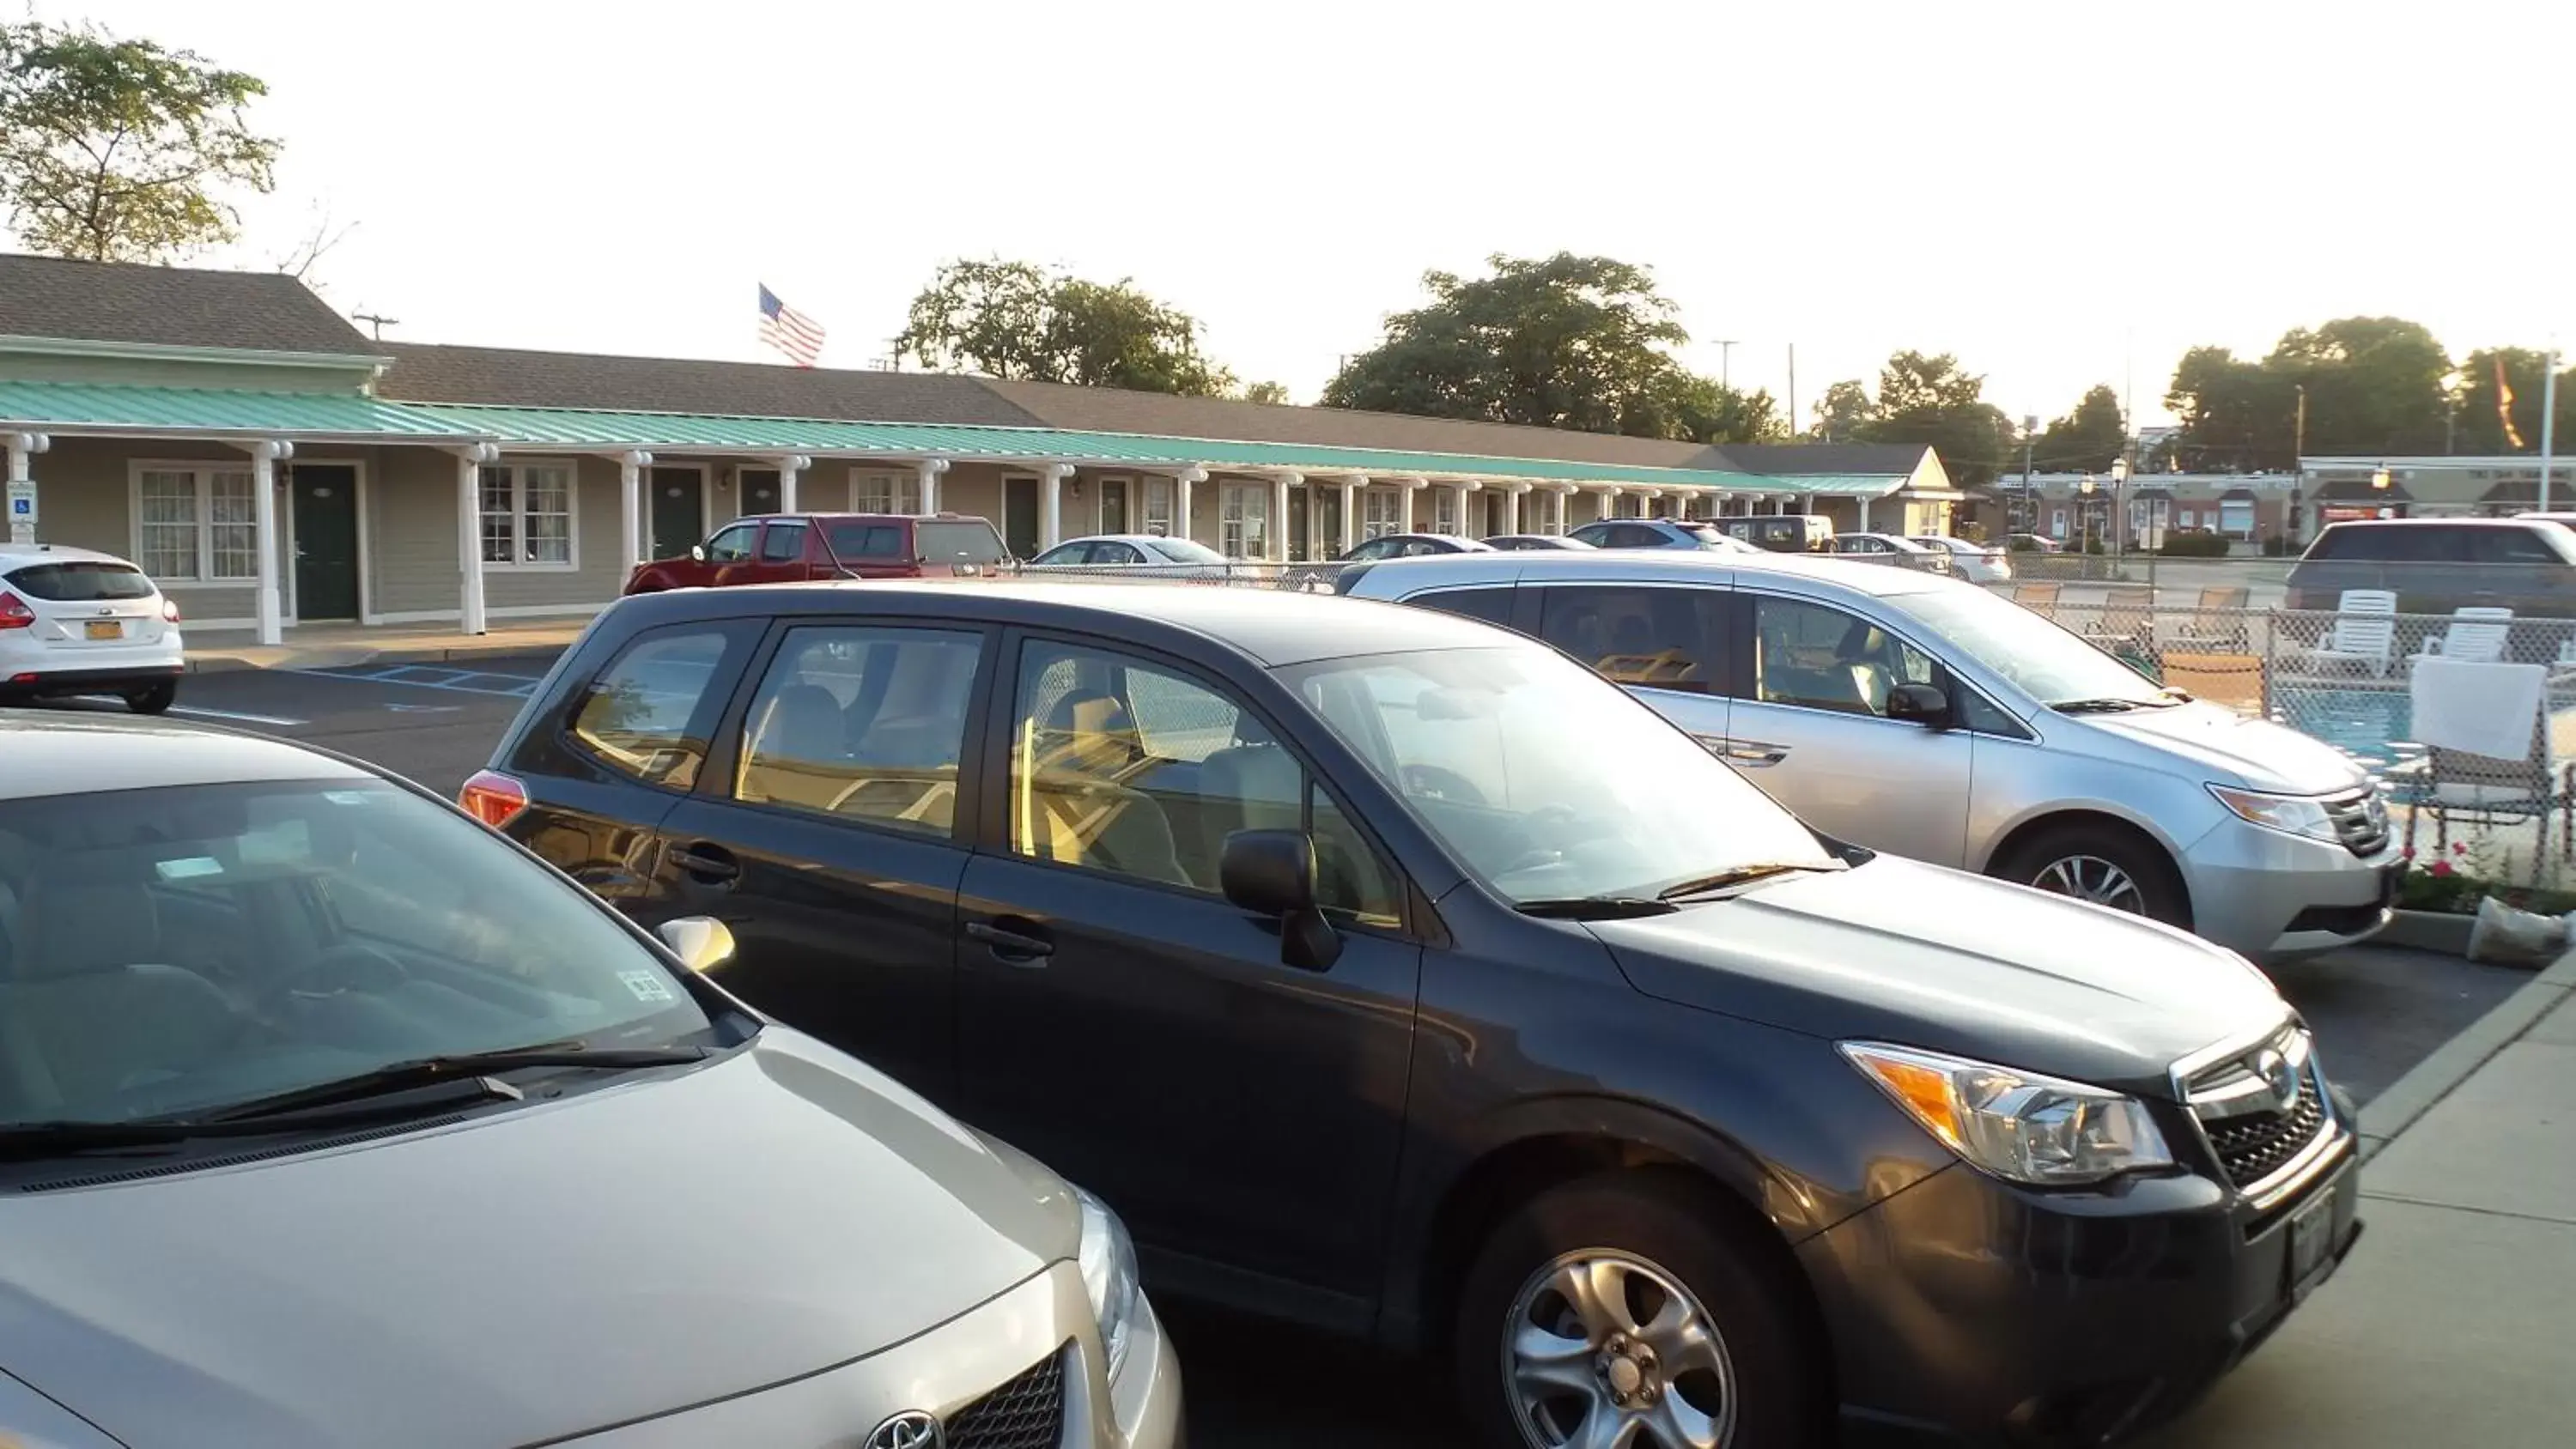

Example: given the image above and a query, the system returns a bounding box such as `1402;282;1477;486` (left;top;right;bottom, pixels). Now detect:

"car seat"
1024;692;1187;886
2;853;235;1113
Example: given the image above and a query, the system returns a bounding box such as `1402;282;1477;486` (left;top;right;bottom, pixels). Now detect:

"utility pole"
353;312;398;341
1787;344;1798;439
2542;350;2559;512
1716;339;1739;390
2293;384;2307;465
2020;414;2038;534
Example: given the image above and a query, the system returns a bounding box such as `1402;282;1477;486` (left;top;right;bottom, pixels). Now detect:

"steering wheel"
1400;763;1488;806
1494;803;1587;875
250;942;411;1013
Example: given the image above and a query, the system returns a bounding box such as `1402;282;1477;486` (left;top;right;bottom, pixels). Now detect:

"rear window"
1410;585;1516;627
5;561;155;601
1677;524;1728;544
567;627;742;789
916;520;1011;565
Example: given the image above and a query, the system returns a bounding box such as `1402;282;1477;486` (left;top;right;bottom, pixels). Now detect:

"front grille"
2202;1073;2329;1188
947;1348;1066;1449
2322;785;2390;858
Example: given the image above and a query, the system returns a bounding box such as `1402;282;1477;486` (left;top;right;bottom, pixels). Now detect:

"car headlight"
2208;784;2341;843
1840;1042;2175;1186
1074;1186;1142;1383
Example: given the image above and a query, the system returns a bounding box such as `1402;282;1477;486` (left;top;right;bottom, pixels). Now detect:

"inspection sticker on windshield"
618;971;676;1003
154;857;223;881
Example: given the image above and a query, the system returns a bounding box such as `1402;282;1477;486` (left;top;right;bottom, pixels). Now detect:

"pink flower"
2452;841;2470;855
2402;846;2417;860
2430;859;2455;876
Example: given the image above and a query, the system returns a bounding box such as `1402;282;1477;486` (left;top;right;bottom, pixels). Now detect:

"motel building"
1;255;1960;645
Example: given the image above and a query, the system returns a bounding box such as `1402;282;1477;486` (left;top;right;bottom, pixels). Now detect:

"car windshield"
1884;583;2165;706
0;777;714;1129
1278;643;1832;904
1146;537;1227;564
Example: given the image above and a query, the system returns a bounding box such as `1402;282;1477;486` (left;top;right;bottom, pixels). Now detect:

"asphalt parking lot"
42;650;2536;1446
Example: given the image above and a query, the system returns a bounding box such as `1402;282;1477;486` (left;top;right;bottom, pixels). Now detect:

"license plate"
84;620;122;640
2286;1189;2336;1289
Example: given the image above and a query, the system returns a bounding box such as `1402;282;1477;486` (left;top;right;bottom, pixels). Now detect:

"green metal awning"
408;403;1776;493
1741;473;1913;496
0;379;488;440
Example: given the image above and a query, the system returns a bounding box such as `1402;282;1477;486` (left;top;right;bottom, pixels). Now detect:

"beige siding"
20;436;258;624
369;446;465;616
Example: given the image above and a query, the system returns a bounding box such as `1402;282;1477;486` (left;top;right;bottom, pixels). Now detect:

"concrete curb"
2376;910;2477;957
2357;947;2576;1158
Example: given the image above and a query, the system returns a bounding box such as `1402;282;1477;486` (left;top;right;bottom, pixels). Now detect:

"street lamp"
2110;457;2130;558
2079;473;2097;554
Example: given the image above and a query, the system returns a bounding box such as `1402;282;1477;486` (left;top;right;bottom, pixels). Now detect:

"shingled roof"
0;253;377;355
380;343;1042;427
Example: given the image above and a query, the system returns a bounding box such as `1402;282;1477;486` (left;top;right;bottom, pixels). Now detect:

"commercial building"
2;254;1958;643
1988;471;2300;549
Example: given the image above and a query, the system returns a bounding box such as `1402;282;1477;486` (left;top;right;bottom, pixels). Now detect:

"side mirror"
656;916;737;973
1219;829;1342;972
689;545;707;562
1886;682;1953;729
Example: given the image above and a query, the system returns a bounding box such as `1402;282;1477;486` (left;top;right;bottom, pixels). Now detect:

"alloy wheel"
1502;1249;1738;1449
2029;853;2145;913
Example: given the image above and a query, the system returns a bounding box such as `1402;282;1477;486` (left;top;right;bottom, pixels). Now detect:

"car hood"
0;1031;1073;1449
1589;856;2289;1092
2075;699;2369;793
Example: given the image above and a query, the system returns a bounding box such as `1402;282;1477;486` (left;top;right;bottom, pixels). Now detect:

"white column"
1340;476;1364;554
1451;482;1479;537
1858;496;1873;532
449;444;498;635
775;454;811;514
244;440;294;646
614;450;653;568
4;431;47;546
1175;467;1201;544
1399;476;1428;532
1271;473;1299;561
1038;462;1072;549
917;458;949;514
1504;482;1528;534
1597;486;1622;522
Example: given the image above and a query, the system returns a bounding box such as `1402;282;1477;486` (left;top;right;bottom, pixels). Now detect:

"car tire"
1993;822;2187;927
1454;1171;1827;1449
126;680;177;715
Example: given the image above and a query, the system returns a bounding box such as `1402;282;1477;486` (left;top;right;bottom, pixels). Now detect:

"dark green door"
1005;476;1040;559
650;467;704;561
290;464;360;621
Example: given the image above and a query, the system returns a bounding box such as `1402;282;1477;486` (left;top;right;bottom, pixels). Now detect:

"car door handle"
670;842;741;886
1721;739;1791;767
965;919;1055;964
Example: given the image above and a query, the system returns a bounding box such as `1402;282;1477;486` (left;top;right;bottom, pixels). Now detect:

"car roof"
2318;517;2549;530
0;714;375;801
0;542;138;567
1340;547;1950;599
1052;534;1200;548
750;513;984;526
604;579;1518;668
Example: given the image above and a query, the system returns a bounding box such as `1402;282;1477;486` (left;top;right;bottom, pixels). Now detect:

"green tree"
2036;384;2129;472
0;21;280;262
1625;368;1786;445
1808;379;1875;441
1238;379;1291;405
1862;351;2016;487
2267;317;2451;458
1323;252;1743;440
894;258;1238;396
2451;347;2576;455
2165;345;2294;471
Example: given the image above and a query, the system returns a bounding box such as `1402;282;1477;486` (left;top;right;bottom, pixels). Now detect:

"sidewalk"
183;619;591;674
2139;948;2576;1447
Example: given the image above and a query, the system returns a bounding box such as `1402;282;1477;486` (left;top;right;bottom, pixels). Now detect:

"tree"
2036;384;2129;473
2165;345;2295;471
1809;379;1874;442
0;21;280;262
2267;317;2451;458
1862;352;2016;487
2449;347;2576;456
1323;252;1736;440
1238;379;1291;406
893;258;1238;396
1625;368;1786;445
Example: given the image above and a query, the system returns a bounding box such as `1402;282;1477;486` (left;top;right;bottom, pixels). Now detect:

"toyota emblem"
2253;1048;2299;1111
866;1410;943;1449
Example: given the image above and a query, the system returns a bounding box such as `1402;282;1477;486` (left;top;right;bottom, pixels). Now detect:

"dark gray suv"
2286;518;2576;627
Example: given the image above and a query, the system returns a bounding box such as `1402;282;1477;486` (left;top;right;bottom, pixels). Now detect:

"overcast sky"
29;1;2576;427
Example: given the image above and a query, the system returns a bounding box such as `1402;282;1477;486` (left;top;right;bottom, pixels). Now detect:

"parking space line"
293;664;543;700
167;704;311;727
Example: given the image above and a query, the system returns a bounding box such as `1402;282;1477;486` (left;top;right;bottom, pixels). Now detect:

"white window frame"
849;468;921;515
1530;489;1564;535
127;460;259;586
1143;478;1176;537
478;458;580;572
1218;482;1271;560
1433;488;1460;536
1362;487;1403;540
2220;499;2256;539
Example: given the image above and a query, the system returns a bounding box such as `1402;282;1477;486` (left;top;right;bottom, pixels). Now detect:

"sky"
21;0;2576;428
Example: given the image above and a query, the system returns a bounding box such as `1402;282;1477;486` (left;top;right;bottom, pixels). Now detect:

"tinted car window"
1751;596;1936;717
1611;524;1666;549
735;626;982;837
1098;542;1145;564
757;523;806;562
704;523;758;563
1538;585;1728;695
917;519;1010;565
3;561;156;600
1412;586;1516;628
1032;542;1093;566
826;522;907;559
1567;524;1615;547
569;627;736;789
2475;527;2567;564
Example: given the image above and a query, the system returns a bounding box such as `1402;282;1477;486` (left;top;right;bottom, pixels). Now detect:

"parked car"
1830;531;1955;573
2008;531;2065;553
1030;532;1236;577
0;714;1178;1449
1715;513;1834;552
1568;518;1759;553
1334;532;1494;561
2285;518;2576;631
1340;550;2402;961
0;543;184;713
480;579;2362;1449
2519;510;2576;536
1909;534;2014;583
1480;533;1595;551
623;512;1012;594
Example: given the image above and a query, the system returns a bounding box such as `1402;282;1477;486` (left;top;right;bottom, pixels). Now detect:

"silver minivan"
1340;551;2403;961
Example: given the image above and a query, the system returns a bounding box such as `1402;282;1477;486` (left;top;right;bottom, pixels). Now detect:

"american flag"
758;285;825;367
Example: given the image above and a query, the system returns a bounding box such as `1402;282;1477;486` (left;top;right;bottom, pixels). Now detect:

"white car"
1909;534;2014;583
1027;532;1236;579
0;543;184;712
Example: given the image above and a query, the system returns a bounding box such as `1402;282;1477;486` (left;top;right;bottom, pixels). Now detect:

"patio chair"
2160;650;2265;714
2410;606;2515;666
2169;586;2251;652
2081;586;2161;677
2301;589;2398;677
2392;656;2569;865
2009;580;2062;616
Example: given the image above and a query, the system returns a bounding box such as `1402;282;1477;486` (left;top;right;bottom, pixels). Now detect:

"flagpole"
2543;349;2558;514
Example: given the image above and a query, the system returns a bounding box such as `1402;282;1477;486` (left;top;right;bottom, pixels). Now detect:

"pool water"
2270;687;2414;773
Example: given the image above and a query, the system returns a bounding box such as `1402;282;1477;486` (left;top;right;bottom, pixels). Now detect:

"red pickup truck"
623;512;1012;595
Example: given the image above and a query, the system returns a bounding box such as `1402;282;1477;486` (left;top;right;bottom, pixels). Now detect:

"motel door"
1315;488;1345;558
289;464;361;621
650;467;706;561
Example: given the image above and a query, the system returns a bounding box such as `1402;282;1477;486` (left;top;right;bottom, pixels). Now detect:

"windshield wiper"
188;1045;707;1125
1515;896;1679;920
1656;861;1843;901
2049;697;2148;713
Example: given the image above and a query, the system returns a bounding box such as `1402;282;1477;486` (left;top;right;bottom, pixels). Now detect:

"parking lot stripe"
167;704;310;727
293;664;542;700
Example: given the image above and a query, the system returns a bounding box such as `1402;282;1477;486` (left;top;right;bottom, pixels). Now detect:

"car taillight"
161;597;181;623
459;769;530;829
0;591;31;630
